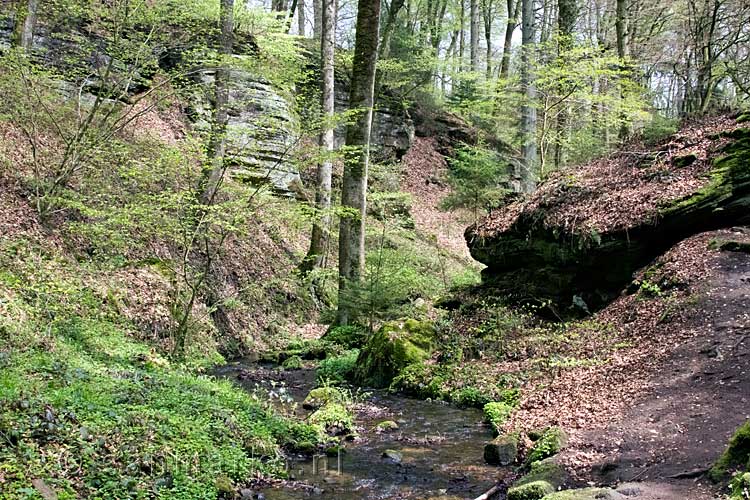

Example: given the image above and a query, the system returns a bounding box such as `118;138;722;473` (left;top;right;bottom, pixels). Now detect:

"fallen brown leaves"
401;137;474;259
477;115;744;237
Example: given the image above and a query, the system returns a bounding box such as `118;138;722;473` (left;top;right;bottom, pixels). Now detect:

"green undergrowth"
0;245;323;499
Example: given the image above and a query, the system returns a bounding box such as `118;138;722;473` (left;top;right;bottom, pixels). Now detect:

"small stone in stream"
375;420;399;432
239;489;254;499
312;486;323;495
484;433;519;465
382;449;403;463
615;484;642;496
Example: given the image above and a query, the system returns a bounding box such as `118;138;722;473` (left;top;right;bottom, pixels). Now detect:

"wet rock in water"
375;420;399;433
484;433;519;465
303;387;344;410
309;402;354;435
526;427;568;464
355;318;436;388
540;487;624;500
382;449;403;463
508;458;568;500
325;445;346;456
239;488;254;499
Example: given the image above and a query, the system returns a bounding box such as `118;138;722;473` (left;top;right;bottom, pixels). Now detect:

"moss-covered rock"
526;427;568;464
281;355;303;370
467;125;750;312
484;432;519;465
709;420;750;482
541;487;624;500
375;420;399;432
355;319;436;388
303;387;345;410
484;401;514;435
508;481;555;500
308;403;354;435
508;457;568;500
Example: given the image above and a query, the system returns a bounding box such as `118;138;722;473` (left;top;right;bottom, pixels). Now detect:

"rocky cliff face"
466;115;750;314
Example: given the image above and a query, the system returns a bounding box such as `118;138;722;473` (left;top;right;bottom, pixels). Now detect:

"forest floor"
549;230;750;499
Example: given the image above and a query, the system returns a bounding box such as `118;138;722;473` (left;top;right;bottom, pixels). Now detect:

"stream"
216;358;511;500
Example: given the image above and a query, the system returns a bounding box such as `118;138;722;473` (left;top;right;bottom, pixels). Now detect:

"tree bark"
337;0;381;325
301;0;336;276
520;0;537;192
201;0;235;205
13;0;39;51
615;0;627;59
298;0;306;35
481;0;494;79
499;0;520;78
470;0;480;71
313;0;322;39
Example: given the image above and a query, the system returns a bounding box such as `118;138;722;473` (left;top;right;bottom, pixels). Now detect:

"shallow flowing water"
217;359;509;500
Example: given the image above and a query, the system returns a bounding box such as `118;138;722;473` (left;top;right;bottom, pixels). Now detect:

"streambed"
217;358;510;499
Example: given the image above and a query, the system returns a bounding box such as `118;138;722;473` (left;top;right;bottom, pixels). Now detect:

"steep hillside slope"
467;115;750;313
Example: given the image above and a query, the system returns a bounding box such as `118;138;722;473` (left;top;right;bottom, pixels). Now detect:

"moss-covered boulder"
308;403;354;435
508;458;568;500
709;420;750;482
355;319;436;388
281;355;303;370
375;420;399;432
526;427;568;464
541;487;624;500
303;387;345;410
484;432;519;465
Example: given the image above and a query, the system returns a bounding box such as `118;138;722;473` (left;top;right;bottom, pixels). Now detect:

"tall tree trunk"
201;0;235;205
13;0;39;51
520;0;536;192
298;0;306;35
470;0;479;71
459;0;466;71
337;0;381;325
301;0;336;276
481;0;494;80
615;0;626;59
374;0;406;95
313;0;323;38
499;0;519;78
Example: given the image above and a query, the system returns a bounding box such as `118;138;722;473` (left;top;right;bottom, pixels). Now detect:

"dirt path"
575;248;750;499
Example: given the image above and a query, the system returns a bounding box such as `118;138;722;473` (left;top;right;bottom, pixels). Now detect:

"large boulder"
355;318;436;388
467;118;750;313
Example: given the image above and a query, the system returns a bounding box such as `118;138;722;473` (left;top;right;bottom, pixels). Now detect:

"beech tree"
301;0;336;276
337;0;381;325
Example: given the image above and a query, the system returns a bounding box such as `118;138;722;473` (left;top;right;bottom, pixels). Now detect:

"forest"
0;0;749;498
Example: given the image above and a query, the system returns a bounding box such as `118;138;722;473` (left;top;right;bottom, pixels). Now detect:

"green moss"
390;363;446;399
355;319;435;388
526;427;568;464
709;421;750;482
730;471;750;498
375;420;399;432
303;386;345;410
281;355;303;370
541;487;621;499
316;349;359;385
484;402;514;434
507;480;555;500
324;325;368;349
308;403;354;434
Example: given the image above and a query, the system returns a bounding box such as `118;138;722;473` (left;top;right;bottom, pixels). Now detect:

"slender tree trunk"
201;0;235;204
313;0;323;39
298;0;306;35
481;0;493;80
375;0;406;92
615;0;627;59
337;0;381;325
301;0;336;276
553;0;577;169
520;0;537;192
499;0;519;78
470;0;479;71
459;0;466;70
